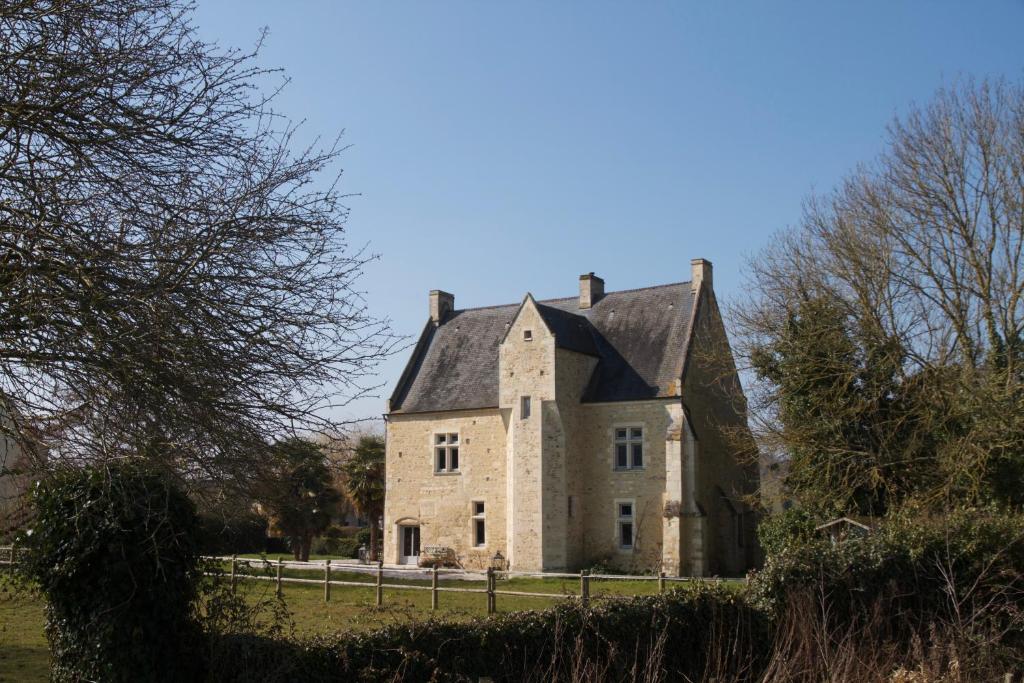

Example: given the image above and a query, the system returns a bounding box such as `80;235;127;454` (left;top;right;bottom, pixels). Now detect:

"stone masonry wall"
573;399;677;573
498;297;556;570
682;288;761;575
384;408;508;570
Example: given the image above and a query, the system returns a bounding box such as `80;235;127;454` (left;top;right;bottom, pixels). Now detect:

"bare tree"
0;0;399;492
730;79;1024;511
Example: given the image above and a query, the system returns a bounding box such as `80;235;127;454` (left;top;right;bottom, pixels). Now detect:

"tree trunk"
300;534;312;562
292;540;301;561
369;523;378;562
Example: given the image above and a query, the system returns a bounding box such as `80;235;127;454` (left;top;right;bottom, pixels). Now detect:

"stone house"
383;260;759;575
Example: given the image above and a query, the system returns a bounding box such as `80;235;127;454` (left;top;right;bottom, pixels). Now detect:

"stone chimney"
429;290;454;324
690;258;712;292
579;272;605;309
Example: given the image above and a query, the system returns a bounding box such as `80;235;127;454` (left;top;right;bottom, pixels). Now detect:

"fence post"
580;570;590;608
431;566;439;610
659;571;665;594
324;559;331;602
486;567;495;615
230;554;237;593
375;560;383;607
276;557;283;598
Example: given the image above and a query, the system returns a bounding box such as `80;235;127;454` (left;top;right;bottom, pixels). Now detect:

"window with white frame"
616;501;634;550
434;433;460;473
614;426;644;469
472;501;485;547
520;395;531;419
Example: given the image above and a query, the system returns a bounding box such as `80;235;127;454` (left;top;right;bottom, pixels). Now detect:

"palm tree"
341;435;385;561
260;438;342;561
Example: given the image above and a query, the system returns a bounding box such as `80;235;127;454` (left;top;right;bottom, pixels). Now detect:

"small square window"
436;434;447;445
474;501;485;515
523;330;533;341
615;428;627;439
619;503;632;517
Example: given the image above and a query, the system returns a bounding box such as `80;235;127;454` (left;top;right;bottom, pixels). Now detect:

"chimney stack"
690;258;712;292
429;290;454;324
579;272;605;309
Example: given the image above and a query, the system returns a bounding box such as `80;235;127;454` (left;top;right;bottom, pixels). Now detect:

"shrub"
312;534;360;558
196;512;269;555
206;584;771;682
755;506;821;557
750;508;1024;647
18;461;205;682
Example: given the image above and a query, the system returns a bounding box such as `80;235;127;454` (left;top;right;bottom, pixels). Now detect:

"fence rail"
0;546;740;616
207;553;739;616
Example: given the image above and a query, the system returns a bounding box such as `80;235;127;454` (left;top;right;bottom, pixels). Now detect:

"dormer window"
434;433;460;473
523;330;533;341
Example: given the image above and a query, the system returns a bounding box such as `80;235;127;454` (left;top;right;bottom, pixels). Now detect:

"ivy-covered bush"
750;508;1024;644
207;584;771;682
18;461;205;682
755;505;821;557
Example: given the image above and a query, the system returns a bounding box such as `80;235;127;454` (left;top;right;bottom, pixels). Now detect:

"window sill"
433;471;461;476
612;467;646;473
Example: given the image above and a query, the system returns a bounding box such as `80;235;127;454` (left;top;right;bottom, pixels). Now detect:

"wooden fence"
0;546;736;616
211;554;733;615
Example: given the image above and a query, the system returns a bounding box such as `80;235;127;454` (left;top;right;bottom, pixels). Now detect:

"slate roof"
389;282;696;414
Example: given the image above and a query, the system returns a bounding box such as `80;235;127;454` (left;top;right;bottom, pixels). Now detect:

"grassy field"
0;585;48;683
0;568;738;680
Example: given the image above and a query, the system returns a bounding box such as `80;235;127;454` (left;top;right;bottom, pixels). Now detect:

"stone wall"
572;399;676;573
383;408;508;570
682;287;761;575
498;296;556;570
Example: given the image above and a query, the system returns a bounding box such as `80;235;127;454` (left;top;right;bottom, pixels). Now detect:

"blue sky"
193;1;1023;422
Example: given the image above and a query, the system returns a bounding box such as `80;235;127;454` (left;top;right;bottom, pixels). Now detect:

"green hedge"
19;461;205;682
206;585;770;682
750;508;1024;644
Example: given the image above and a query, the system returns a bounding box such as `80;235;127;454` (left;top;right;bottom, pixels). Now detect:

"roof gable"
389;281;695;413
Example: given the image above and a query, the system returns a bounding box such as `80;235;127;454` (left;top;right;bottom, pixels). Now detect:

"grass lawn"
0;566;741;680
0;584;48;683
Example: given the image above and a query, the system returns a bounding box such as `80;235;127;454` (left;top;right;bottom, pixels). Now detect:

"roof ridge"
452;280;692;314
